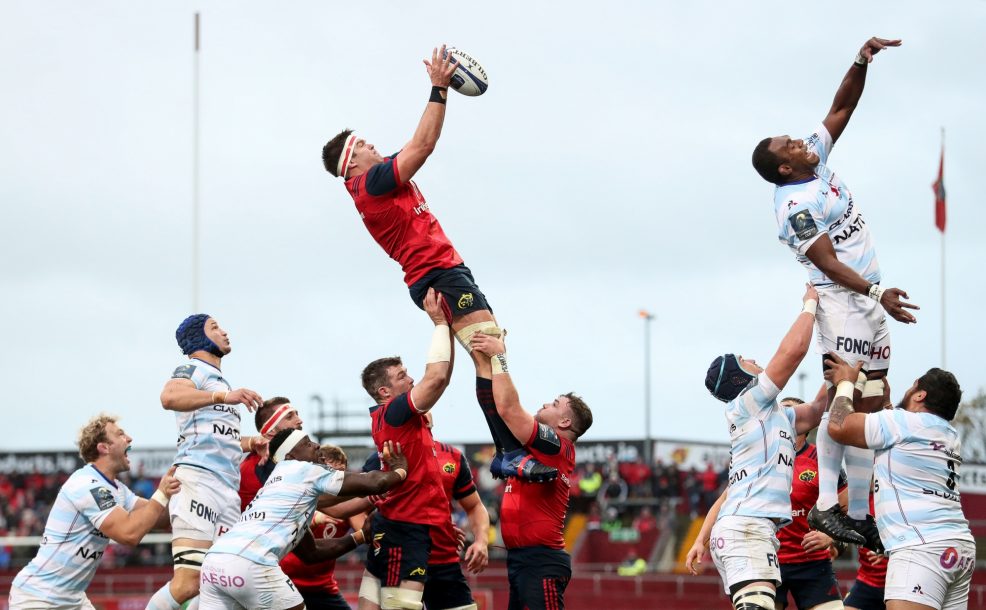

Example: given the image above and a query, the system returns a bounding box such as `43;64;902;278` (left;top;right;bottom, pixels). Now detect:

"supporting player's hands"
381;441;409;475
453;525;467;552
862;548;887;565
684;540;706;575
464;537;489;574
822;352;864;387
803;283;819;305
802;530;834;554
422;288;450;326
225;387;264;412
423;44;458;88
158;465;181;499
880;287;919;324
470;332;505;357
858;37;902;64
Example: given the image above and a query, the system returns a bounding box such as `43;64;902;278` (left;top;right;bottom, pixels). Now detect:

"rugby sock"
814;412;846;509
146;583;181;610
476;377;522;452
844;446;875;519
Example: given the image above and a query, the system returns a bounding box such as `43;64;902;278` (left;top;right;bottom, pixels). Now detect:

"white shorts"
199;553;303;610
709;516;781;594
885;539;976;610
815;285;891;371
170;466;241;542
8;586;96;610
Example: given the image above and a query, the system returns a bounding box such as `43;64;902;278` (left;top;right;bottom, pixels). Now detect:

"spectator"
600;471;628;509
632;506;658;534
617;549;647;576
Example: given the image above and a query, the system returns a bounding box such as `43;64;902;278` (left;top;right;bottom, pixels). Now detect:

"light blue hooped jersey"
12;465;138;605
208;459;345;566
170;358;242;490
718;374;798;525
865;408;973;552
774;124;881;288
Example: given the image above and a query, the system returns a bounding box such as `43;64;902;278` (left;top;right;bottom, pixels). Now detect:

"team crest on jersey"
90;487;116;511
457;293;474;310
799;469;817;482
443;461;456;475
788;210;818;241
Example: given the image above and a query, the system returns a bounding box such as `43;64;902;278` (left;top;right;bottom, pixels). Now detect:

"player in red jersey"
363;410;490;610
844;494;887;610
357;288;458;610
471;332;593;610
239;397;304;511
775;398;846;610
322;45;556;484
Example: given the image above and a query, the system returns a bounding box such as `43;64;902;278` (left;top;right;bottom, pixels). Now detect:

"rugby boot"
847;514;885;555
808;504;865;545
501;448;558;483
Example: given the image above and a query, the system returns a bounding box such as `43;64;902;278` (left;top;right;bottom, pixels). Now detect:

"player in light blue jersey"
199;430;409;610
751;36;920;549
147;314;266;610
9;415;180;610
826;357;974;610
696;285;830;610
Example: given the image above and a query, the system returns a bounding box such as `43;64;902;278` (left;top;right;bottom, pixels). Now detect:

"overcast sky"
2;1;984;452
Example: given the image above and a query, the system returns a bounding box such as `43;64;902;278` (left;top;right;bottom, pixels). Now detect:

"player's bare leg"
145;538;210;609
453;310;558;483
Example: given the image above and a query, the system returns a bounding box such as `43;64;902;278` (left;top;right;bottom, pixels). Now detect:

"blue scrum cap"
705;353;756;403
175;313;224;357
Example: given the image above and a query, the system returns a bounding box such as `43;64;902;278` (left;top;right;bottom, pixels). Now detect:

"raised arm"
160;378;263;413
394;45;459;183
98;467;180;546
408;288;454;413
469;333;537;445
805;237;918;324
327;441;409;500
822;37;901;144
792;383;829;435
763;285;817;390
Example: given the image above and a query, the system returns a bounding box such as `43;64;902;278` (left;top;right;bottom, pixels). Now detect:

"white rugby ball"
445;47;489;97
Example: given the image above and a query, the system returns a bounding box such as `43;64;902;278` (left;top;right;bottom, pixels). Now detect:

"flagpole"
192;13;201;312
940;127;946;369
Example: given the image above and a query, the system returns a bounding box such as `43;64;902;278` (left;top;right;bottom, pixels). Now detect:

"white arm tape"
802;299;817;316
835;380;855;404
427;325;451;364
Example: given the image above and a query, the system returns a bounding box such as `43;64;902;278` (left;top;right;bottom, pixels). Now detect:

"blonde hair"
77;414;119;462
320;443;348;469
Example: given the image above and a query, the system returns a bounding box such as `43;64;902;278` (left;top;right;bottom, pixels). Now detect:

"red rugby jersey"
430;441;478;565
238;451;264;512
855;495;887;588
346;156;463;286
778;443;847;564
280;516;347;594
500;421;576;550
370;393;449;526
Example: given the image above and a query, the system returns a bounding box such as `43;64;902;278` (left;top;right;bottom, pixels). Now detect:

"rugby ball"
445;47;489;97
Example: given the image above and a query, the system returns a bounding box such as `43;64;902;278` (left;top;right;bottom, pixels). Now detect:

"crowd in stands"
0;453;730;572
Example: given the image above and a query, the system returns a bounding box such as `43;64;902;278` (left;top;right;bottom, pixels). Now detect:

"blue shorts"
409;264;492;316
844;580;885;610
776;559;842;609
365;514;431;585
507;546;571;610
424;561;474;609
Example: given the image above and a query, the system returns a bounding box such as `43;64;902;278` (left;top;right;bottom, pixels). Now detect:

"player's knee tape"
453;322;502;352
172;546;206;571
380;586;424;610
358;573;381;604
862;378;885;399
731;585;775;610
809;600;845;610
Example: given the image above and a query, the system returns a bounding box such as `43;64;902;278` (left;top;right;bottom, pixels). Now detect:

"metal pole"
798;371;807;400
640;311;654;466
940;127;946;369
192;13;201;311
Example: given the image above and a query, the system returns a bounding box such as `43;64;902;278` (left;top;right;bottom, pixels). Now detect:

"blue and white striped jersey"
718;374;798;525
12;465;138;604
865;408;973;552
207;459;345;566
170;358;242;489
774;125;881;288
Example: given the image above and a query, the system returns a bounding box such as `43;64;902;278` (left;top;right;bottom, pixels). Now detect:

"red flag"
933;140;946;232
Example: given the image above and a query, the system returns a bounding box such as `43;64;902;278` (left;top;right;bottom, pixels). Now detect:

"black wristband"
430;86;448;104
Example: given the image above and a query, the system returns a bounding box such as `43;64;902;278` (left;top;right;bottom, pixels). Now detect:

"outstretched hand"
158;465;181;498
684;541;705;576
880;287;919;324
423;44;458;88
858;37;902;63
226;388;263;412
470;332;505;357
822;352;864;387
422;288;450;325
